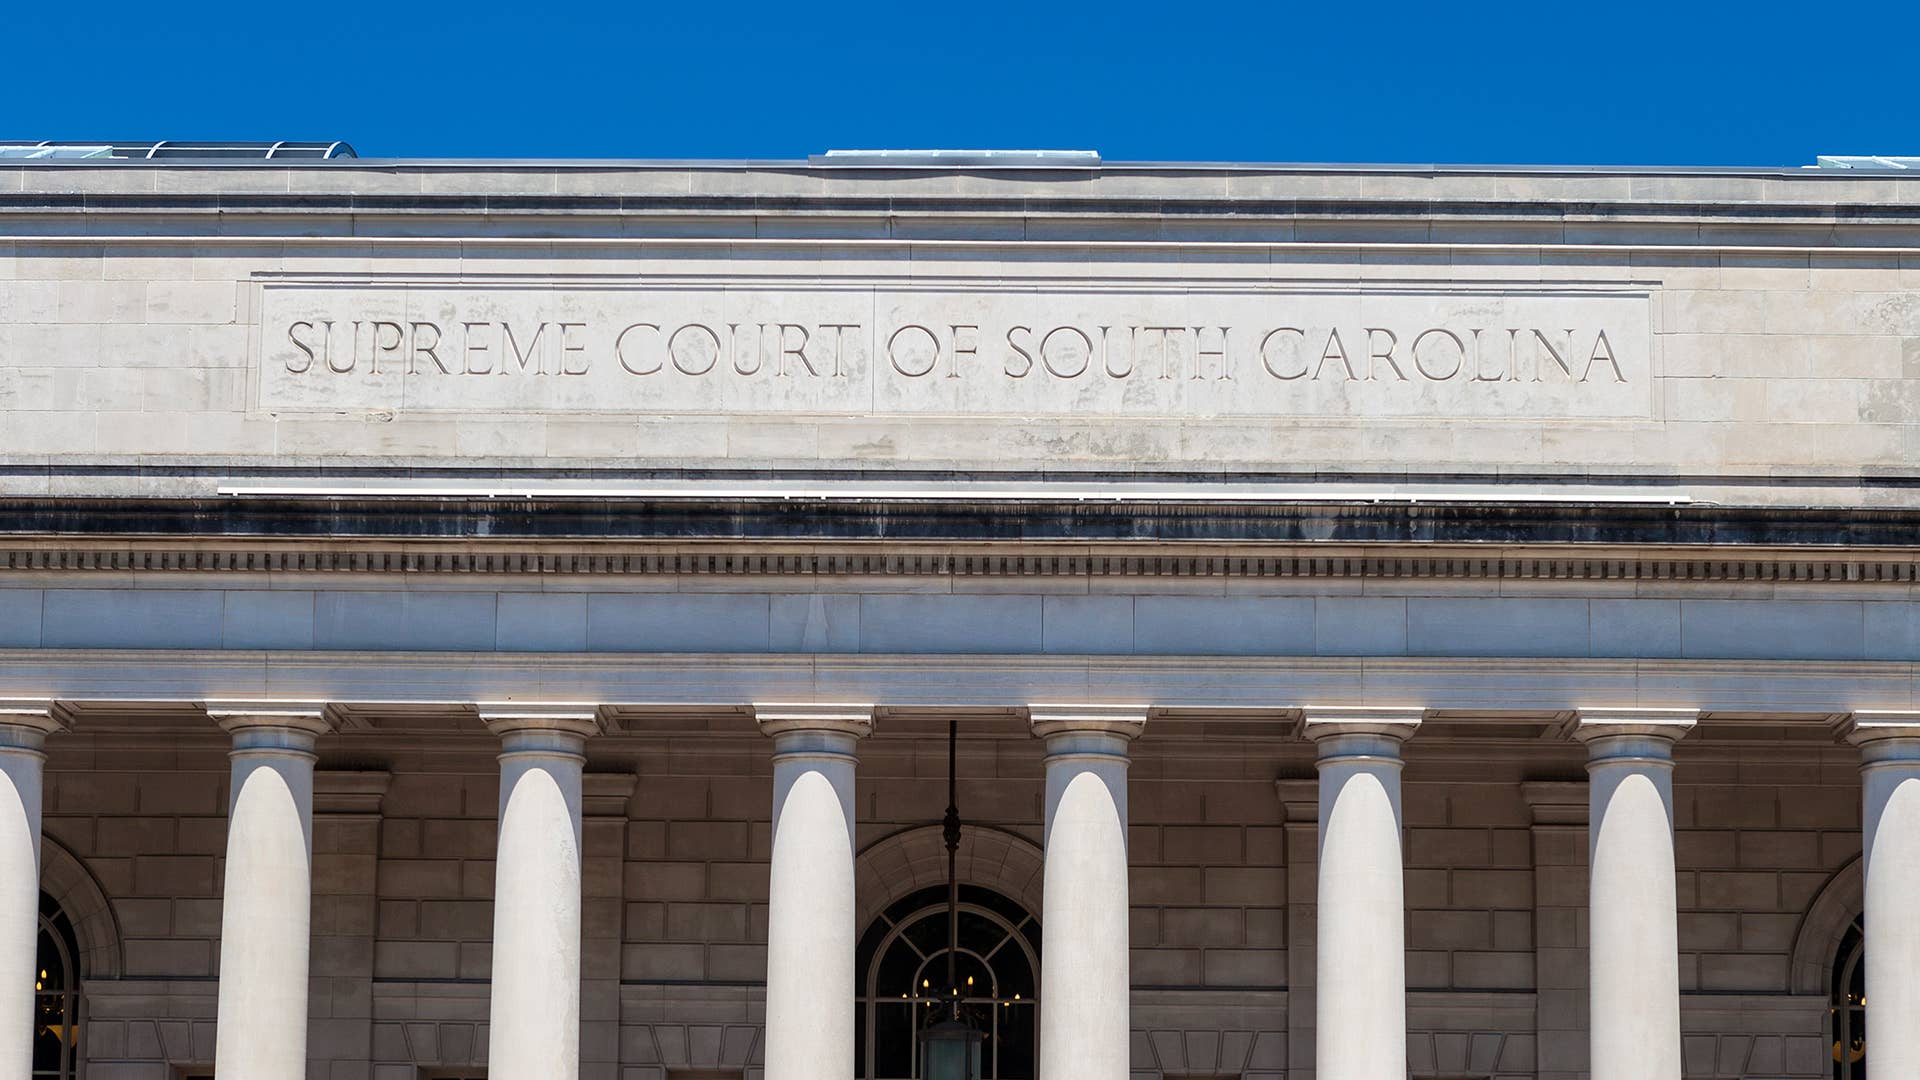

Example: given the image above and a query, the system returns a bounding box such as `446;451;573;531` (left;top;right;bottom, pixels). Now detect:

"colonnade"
2;700;1919;1079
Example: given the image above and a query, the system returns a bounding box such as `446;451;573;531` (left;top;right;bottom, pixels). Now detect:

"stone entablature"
4;160;1920;498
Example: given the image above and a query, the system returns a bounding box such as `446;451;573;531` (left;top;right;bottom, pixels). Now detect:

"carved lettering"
669;324;719;376
615;323;663;375
262;284;1650;419
1314;329;1356;381
889;324;938;377
1040;326;1092;379
1366;328;1406;382
1005;326;1034;378
501;323;547;376
462;322;493;375
1584;330;1626;383
410;322;448;375
1195;327;1231;381
287;321;317;373
1260;327;1307;380
1412;328;1464;381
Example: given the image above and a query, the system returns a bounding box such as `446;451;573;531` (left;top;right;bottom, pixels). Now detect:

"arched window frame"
857;886;1041;1080
1831;916;1865;1080
35;891;84;1080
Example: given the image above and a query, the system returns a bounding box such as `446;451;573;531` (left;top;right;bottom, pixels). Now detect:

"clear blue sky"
8;0;1916;166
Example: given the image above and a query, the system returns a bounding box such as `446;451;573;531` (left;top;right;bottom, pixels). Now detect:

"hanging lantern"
919;1017;984;1080
919;716;983;1080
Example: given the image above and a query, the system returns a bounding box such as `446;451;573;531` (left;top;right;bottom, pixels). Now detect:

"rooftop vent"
809;148;1100;169
1814;155;1920;170
0;140;356;161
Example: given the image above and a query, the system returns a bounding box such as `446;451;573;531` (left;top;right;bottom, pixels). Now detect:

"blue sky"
7;0;1916;165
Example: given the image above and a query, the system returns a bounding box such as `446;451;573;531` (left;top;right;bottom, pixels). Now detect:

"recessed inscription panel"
258;281;1653;419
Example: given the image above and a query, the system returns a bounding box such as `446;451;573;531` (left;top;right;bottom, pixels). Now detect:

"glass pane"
957;910;1005;959
31;993;65;1071
874;1002;917;1079
33;931;63;993
878;938;924;998
996;1003;1037;1080
901;911;948;959
857;913;895;987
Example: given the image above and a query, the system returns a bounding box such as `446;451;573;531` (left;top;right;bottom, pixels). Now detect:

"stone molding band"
9;541;1920;584
14;504;1920;557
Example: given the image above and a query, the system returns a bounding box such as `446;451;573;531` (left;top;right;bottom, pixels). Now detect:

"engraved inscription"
259;283;1653;419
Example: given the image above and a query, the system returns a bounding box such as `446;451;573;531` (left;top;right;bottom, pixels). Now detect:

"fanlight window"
856;885;1040;1080
34;892;82;1080
1832;917;1866;1079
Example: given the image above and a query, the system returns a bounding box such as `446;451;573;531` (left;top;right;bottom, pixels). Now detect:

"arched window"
856;884;1040;1080
1832;916;1865;1079
34;891;82;1080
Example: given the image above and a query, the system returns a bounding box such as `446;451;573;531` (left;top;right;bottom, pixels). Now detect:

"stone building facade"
2;152;1919;1080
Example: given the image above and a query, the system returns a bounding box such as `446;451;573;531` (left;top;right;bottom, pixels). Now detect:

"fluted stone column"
483;704;602;1080
1303;706;1420;1080
1030;704;1146;1080
0;701;59;1080
208;702;331;1080
756;704;873;1080
1573;708;1696;1080
1848;712;1920;1078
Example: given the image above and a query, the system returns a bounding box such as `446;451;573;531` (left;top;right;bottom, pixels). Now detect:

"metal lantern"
919;1017;984;1080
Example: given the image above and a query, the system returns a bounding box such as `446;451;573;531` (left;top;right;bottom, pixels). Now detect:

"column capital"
1844;711;1920;769
1300;706;1420;765
1299;705;1423;742
1028;703;1148;741
479;702;602;759
205;701;331;753
753;703;875;741
0;699;63;752
1569;708;1697;765
1845;710;1920;745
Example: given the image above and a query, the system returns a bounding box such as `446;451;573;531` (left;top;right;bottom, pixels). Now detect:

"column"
1572;707;1695;1080
1847;712;1920;1078
1029;704;1146;1080
755;704;873;1080
482;704;601;1080
1303;706;1420;1080
0;701;59;1080
208;701;332;1080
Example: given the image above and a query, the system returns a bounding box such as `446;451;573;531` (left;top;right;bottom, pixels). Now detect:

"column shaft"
0;703;57;1080
1575;709;1694;1080
210;703;330;1080
484;706;599;1080
1849;714;1920;1078
1304;707;1420;1080
757;705;872;1080
1030;705;1145;1080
